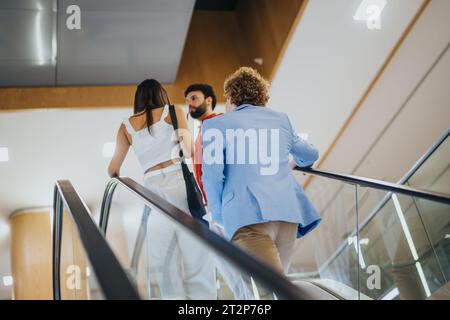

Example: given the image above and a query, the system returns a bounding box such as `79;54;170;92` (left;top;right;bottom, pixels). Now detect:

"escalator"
51;128;450;300
54;175;343;300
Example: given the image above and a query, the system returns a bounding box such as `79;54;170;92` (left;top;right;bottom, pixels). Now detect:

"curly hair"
224;67;270;107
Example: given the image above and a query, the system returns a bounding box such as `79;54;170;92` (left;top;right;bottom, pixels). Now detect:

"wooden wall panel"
174;11;252;103
0;86;137;110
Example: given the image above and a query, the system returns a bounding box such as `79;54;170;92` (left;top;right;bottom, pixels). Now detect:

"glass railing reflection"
101;181;295;300
59;205;104;300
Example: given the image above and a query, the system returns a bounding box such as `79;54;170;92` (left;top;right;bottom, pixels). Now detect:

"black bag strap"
168;104;178;130
168;105;208;221
168;105;184;159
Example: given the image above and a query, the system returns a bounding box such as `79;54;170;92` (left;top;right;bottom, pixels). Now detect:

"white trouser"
144;165;217;300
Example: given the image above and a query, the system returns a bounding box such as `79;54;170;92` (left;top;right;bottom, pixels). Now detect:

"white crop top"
123;105;181;172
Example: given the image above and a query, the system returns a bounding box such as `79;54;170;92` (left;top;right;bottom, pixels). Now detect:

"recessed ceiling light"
2;276;13;287
0;147;9;162
102;142;115;158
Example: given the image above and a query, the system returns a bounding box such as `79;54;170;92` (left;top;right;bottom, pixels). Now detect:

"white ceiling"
268;0;424;159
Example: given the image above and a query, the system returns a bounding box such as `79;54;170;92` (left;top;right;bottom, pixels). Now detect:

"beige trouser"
232;221;298;274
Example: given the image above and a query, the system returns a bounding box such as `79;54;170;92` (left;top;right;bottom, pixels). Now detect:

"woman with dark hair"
108;79;217;300
108;79;188;177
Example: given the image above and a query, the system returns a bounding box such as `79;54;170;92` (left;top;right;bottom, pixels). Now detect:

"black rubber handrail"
99;177;311;300
294;167;450;205
53;180;141;300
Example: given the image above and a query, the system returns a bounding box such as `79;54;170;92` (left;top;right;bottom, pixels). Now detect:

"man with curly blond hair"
201;67;321;274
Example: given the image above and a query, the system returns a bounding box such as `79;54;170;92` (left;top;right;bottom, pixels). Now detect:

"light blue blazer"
201;104;321;240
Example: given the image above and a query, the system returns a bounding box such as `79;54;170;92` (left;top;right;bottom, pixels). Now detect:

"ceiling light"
0;147;9;162
35;6;45;65
2;276;13;287
0;220;9;239
354;0;387;20
102;142;115;158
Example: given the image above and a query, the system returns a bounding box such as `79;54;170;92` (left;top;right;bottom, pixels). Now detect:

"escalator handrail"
99;176;309;300
53;180;141;300
295;167;450;205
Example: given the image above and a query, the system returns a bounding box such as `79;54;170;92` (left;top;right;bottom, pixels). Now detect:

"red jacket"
194;113;222;205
